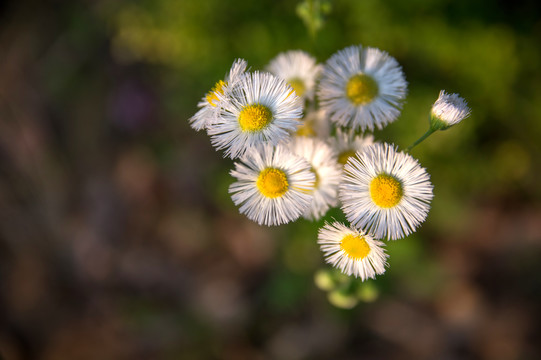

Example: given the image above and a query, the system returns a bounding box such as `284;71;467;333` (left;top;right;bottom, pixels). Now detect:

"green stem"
406;128;436;152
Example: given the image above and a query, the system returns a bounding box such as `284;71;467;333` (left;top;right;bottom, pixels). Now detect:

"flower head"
295;109;331;139
339;143;433;240
318;221;388;280
229;143;315;226
317;45;407;131
430;90;471;130
288;137;342;220
328;128;374;166
189;59;248;131
266;50;322;100
208;71;303;159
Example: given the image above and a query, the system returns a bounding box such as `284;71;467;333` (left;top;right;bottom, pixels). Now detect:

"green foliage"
296;0;333;41
315;268;380;309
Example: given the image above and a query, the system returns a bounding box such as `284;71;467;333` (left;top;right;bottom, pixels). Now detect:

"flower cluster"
189;45;471;285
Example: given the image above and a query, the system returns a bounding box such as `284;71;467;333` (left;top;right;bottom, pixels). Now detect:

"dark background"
1;0;540;359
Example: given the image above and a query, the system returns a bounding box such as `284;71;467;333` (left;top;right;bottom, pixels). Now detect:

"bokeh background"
1;0;541;359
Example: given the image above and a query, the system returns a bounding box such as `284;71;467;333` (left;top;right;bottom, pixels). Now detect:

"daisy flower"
189;58;248;131
295;108;331;139
229;143;315;226
208;71;303;159
339;143;433;240
317;45;407;131
266;50;322;100
328;128;374;166
430;90;471;130
406;90;472;151
318;221;388;280
288;137;342;220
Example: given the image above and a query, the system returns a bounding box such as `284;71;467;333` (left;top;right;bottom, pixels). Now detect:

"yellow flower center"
369;174;403;208
345;74;379;105
288;78;306;97
296;122;316;137
338;150;356;165
340;234;370;260
238;104;273;132
206;80;226;106
256;168;289;198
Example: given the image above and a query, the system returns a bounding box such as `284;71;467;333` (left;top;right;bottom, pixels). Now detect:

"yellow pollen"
338;150;356;165
288;78;306;97
296;122;316;137
238;104;273;132
340;234;370;260
345;74;379;105
206;80;226;106
369;174;403;208
257;168;289;198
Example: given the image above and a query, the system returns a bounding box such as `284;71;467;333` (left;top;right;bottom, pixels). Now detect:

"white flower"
295;108;331;139
328;128;374;166
266;50;322;100
189;58;248;131
317;45;407;131
288;137;342;220
430;90;471;130
229;143;315;226
318;221;388;280
208;71;303;159
339;143;433;240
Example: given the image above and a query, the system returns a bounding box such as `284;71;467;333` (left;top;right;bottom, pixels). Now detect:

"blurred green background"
1;0;540;359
